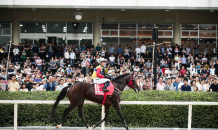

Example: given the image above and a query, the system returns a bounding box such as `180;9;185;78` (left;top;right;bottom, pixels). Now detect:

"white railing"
0;100;218;130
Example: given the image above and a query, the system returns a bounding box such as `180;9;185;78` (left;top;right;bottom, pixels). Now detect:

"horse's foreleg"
93;105;110;129
78;104;90;129
114;104;129;130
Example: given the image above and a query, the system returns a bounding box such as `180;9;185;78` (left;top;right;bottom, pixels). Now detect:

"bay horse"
51;73;140;130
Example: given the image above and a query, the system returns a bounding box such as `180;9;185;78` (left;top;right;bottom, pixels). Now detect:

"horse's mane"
114;73;130;80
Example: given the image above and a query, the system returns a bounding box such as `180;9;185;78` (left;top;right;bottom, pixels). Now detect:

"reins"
109;74;132;92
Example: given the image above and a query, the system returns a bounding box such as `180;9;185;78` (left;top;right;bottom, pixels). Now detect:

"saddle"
94;81;114;96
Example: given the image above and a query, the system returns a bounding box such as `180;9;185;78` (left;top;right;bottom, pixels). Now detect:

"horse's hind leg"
78;104;90;129
93;105;110;129
56;105;76;128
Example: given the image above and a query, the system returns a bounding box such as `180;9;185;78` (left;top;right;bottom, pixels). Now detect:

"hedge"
0;90;218;128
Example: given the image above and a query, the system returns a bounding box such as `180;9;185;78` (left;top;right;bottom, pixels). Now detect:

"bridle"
127;76;137;89
111;74;137;90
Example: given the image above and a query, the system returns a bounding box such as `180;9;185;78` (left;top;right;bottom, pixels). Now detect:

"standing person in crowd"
193;44;200;58
212;44;217;57
36;56;42;72
116;45;123;56
32;44;39;56
167;45;172;60
3;43;8;57
135;45;141;60
47;43;54;60
0;45;5;61
109;44;114;55
180;54;187;69
96;43;102;55
13;46;19;64
124;46;130;62
25;43;31;58
146;44;152;59
64;49;70;62
140;42;146;58
81;58;87;76
70;49;76;67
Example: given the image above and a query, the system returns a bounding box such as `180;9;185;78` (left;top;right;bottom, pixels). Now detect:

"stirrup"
102;89;109;92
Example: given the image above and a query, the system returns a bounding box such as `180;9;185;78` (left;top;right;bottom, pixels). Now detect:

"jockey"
92;58;110;92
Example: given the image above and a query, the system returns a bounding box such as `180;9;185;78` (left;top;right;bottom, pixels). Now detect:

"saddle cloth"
94;81;114;95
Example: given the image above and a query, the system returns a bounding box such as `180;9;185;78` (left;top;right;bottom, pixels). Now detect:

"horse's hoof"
84;127;91;130
93;124;96;129
56;124;62;128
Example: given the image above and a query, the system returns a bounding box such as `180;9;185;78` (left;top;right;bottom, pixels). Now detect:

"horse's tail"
50;84;72;118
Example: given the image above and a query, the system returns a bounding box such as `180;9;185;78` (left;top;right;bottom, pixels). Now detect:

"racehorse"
51;73;140;130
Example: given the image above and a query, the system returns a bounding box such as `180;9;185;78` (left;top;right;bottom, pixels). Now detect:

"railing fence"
0;100;218;130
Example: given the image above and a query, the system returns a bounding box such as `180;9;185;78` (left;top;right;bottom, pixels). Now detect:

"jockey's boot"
102;81;110;92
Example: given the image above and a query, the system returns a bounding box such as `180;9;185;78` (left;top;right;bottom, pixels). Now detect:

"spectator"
124;46;129;59
198;80;208;92
8;75;20;92
64;49;70;61
180;66;186;76
81;58;87;76
209;65;215;76
13;46;19;63
109;54;115;65
135;45;141;60
70;49;76;67
0;77;6;91
47;43;54;60
34;74;42;83
26;77;34;91
180;55;187;69
31;83;39;91
67;66;73;77
181;78;191;91
156;77;166;91
43;75;55;91
96;43;102;54
32;44;39;56
116;45;123;55
36;56;42;72
193;44;200;58
209;78;218;92
56;79;65;91
164;78;175;91
19;84;28;92
167;45;172;60
140;42;146;58
81;44;86;52
109;44;114;55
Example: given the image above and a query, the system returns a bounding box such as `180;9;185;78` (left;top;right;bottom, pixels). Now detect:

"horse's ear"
131;72;134;77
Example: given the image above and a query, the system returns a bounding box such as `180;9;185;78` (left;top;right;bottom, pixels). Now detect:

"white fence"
0;100;218;130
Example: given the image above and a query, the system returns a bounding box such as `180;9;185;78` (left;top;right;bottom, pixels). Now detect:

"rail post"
14;103;18;130
101;105;105;130
188;104;192;130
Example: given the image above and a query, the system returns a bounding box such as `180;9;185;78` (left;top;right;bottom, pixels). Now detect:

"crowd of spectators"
0;41;218;92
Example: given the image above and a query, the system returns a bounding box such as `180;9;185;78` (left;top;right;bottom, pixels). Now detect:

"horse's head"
127;74;140;93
